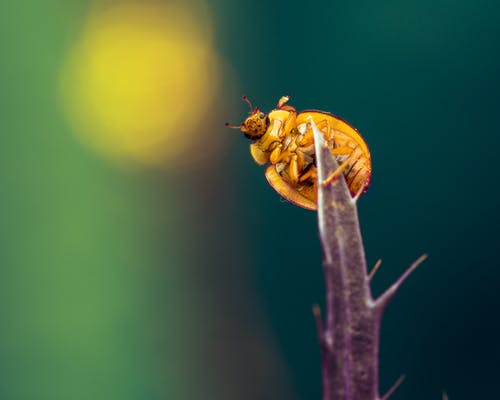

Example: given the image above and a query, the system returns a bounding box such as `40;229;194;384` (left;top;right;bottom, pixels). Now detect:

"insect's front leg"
279;111;297;140
277;95;296;112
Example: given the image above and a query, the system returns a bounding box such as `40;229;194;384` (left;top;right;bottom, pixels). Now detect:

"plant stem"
310;120;426;400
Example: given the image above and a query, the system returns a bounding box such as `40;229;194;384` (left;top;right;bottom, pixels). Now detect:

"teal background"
1;0;499;399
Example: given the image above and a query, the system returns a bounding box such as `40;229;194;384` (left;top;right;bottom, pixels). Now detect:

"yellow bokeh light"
60;1;222;167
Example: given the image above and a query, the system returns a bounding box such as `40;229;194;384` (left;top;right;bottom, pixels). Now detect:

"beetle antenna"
225;122;241;129
242;95;254;112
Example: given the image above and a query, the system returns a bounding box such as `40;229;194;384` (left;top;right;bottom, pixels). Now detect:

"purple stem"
310;120;427;400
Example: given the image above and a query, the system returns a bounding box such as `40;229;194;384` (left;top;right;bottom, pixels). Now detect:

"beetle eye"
259;112;265;119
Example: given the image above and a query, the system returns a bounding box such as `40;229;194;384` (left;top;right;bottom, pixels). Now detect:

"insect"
226;96;372;210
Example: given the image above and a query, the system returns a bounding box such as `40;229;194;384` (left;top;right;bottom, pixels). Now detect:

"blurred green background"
1;0;499;399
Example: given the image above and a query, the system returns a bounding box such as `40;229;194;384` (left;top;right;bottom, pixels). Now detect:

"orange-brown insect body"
230;96;372;210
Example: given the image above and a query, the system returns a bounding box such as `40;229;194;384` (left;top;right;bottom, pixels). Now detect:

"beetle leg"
315;119;332;136
277;96;289;108
289;155;300;183
280;109;297;139
299;166;317;182
331;146;352;155
277;95;296;112
295;150;311;181
322;141;366;187
295;149;307;170
270;143;294;165
321;157;352;187
270;143;283;164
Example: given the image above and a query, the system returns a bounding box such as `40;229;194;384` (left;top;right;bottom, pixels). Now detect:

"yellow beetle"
227;96;372;210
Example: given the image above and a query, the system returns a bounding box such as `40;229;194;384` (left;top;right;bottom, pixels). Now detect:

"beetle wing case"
265;166;317;210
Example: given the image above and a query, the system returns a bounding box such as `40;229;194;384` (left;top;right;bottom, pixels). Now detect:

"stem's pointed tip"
381;374;406;400
374;253;428;313
418;253;429;263
442;391;449;400
309;117;327;148
368;259;383;281
310;117;336;187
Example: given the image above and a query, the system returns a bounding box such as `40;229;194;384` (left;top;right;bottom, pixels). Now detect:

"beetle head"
240;109;269;139
225;96;270;140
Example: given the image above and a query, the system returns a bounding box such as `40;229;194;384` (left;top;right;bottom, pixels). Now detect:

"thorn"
352;183;365;203
312;304;324;340
312;303;321;318
442;392;449;400
381;374;405;400
368;259;382;281
374;254;428;314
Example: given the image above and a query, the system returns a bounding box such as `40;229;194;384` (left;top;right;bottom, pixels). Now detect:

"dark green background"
1;0;499;399
221;1;500;399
